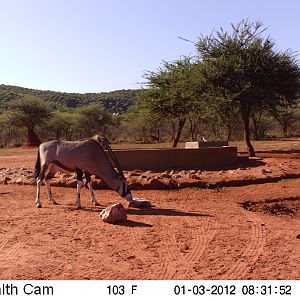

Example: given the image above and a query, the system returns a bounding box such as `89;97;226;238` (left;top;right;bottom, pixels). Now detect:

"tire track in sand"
129;217;185;280
0;223;36;267
185;217;216;262
128;222;167;280
128;210;216;280
160;216;217;279
129;226;152;264
0;229;17;254
220;210;265;280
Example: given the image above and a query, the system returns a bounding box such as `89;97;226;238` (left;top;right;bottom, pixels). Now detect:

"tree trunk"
172;118;186;148
252;117;259;140
282;119;288;137
56;128;61;140
190;121;198;141
157;127;160;143
227;124;232;141
241;108;255;157
27;127;41;147
251;111;263;140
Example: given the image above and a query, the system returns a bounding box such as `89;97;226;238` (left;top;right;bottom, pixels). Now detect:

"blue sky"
0;0;299;93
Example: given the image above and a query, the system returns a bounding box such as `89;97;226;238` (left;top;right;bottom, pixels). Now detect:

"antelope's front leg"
44;179;57;205
85;174;100;206
76;169;83;209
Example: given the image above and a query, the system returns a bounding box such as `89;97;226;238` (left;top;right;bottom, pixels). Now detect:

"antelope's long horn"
100;137;126;180
107;147;126;180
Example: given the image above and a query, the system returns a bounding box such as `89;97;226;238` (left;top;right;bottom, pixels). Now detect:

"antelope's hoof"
76;205;82;210
36;203;42;208
93;202;100;207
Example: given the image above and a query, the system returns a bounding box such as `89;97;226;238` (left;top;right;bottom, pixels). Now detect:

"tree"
41;111;76;140
270;104;299;137
196;20;300;156
74;103;113;137
213;100;240;141
6;95;53;146
123;104;162;143
143;57;205;147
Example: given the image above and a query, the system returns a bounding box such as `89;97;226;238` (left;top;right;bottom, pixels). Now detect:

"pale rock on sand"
100;203;127;223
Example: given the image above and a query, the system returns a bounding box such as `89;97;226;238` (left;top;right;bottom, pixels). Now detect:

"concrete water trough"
113;146;237;171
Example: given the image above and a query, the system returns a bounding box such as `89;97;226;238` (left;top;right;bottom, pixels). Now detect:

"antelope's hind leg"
75;169;84;209
35;163;49;208
44;166;57;205
85;173;100;206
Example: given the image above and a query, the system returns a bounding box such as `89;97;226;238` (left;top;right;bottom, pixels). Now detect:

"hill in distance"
0;84;141;113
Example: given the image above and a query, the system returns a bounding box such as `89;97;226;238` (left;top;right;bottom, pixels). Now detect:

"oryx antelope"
34;135;137;209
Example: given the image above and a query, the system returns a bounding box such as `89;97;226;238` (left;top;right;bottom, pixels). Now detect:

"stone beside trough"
1;155;300;190
185;141;229;148
0;146;241;190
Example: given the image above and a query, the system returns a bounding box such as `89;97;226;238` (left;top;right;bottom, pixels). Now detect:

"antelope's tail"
34;149;41;179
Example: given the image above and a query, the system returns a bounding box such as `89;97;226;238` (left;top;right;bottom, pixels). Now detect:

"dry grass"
112;138;300;153
229;138;300;152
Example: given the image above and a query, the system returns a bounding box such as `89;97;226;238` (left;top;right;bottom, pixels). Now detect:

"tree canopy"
73;103;113;137
6;95;53;146
196;20;300;156
143;57;206;147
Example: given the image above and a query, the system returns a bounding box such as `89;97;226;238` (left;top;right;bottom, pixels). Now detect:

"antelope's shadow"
62;204;212;228
128;206;212;218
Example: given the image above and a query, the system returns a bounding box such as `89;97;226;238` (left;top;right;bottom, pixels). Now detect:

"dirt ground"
0;143;299;280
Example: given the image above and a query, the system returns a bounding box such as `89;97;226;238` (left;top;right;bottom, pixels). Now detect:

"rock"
144;170;153;174
179;171;188;177
61;174;72;179
129;171;141;177
51;178;77;188
100;203;127;223
128;180;144;190
89;179;108;189
189;174;201;180
167;178;179;188
169;170;176;176
140;178;168;189
0;176;10;185
172;174;182;179
15;177;25;184
159;172;172;179
189;170;197;175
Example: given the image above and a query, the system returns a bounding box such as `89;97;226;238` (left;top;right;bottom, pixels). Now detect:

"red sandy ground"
0;144;299;280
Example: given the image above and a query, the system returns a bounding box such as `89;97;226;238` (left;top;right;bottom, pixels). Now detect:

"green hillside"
0;84;141;113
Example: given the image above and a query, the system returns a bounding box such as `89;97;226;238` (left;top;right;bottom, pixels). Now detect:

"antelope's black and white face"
116;175;132;202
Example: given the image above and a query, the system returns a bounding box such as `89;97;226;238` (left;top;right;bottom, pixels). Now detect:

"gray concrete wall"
114;146;237;171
